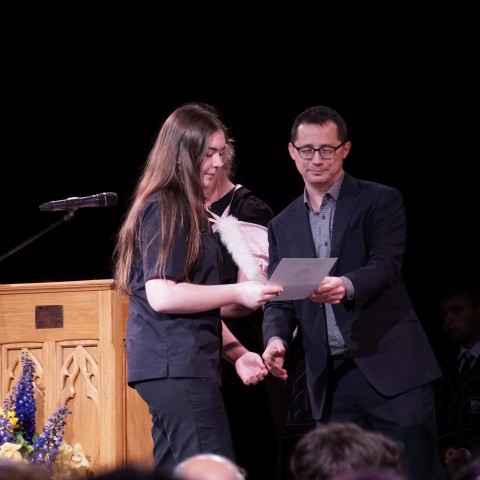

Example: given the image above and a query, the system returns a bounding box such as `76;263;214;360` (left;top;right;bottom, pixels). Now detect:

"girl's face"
199;130;227;189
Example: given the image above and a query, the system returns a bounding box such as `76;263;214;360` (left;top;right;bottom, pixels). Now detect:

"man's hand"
441;446;471;465
309;276;345;304
262;339;288;380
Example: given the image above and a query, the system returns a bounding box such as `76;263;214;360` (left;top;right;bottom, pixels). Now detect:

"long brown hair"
113;102;233;295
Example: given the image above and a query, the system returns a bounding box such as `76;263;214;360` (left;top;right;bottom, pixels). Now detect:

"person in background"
173;453;246;480
434;276;480;478
261;105;445;480
205;140;285;480
94;465;174;480
113;102;283;471
0;458;52;480
332;471;407;480
290;422;407;480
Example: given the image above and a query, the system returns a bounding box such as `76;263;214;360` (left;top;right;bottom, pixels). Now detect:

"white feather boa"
209;212;269;284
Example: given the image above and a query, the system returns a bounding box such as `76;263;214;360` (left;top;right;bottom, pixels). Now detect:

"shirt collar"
457;341;480;360
303;171;344;209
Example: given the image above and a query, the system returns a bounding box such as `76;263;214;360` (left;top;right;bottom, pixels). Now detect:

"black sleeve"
228;187;274;228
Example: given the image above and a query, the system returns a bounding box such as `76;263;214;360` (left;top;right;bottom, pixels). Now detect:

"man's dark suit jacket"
435;351;480;456
263;172;442;421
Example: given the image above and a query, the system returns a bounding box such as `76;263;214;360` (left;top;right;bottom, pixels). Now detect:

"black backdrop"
1;2;477;353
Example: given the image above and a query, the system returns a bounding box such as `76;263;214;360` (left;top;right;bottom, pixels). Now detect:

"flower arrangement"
0;351;90;479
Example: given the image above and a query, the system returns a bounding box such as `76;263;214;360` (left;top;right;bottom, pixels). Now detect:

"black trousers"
321;358;446;480
134;377;235;471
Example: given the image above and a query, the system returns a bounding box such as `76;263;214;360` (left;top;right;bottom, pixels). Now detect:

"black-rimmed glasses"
292;140;347;160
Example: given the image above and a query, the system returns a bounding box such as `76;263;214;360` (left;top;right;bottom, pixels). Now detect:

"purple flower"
0;388;17;446
0;352;88;474
30;406;72;468
15;352;36;444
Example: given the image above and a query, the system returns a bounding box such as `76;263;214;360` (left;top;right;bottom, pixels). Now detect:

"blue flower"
15;352;36;444
0;351;90;477
30;406;72;468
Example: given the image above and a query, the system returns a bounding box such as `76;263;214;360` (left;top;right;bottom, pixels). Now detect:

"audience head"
94;465;174;480
173;453;246;480
290;422;407;480
332;470;407;480
0;458;52;480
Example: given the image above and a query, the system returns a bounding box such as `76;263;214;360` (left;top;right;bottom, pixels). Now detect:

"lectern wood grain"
0;279;153;474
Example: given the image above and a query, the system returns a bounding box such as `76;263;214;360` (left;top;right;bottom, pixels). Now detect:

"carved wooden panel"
0;280;153;474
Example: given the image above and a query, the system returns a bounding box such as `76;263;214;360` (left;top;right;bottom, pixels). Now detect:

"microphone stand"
0;210;76;264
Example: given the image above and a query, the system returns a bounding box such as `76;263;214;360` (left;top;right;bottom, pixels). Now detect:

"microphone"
39;192;118;212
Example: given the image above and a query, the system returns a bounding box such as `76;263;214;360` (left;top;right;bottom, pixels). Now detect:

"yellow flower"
0;407;19;431
55;441;90;470
0;442;23;461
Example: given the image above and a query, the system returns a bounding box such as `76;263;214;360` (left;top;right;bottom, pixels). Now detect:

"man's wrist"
340;276;354;301
266;336;286;347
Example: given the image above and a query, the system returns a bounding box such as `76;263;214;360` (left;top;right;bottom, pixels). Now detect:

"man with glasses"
261;106;445;480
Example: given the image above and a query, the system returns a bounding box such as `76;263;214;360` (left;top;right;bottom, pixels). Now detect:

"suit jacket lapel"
330;174;360;262
286;197;317;257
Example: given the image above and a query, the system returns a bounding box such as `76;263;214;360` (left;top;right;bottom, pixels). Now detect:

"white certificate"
267;257;338;300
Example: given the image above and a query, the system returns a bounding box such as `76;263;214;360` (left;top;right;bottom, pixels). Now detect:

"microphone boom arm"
0;211;75;264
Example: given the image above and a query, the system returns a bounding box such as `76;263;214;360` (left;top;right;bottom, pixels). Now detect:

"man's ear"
342;140;352;159
288;142;296;160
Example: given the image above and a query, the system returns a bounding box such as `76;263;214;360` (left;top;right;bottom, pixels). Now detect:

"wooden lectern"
0;279;153;474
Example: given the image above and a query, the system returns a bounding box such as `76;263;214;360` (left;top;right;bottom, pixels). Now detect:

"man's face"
288;121;350;193
440;293;480;346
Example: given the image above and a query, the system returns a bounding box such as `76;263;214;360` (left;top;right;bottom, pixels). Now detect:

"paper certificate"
267;257;338;301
